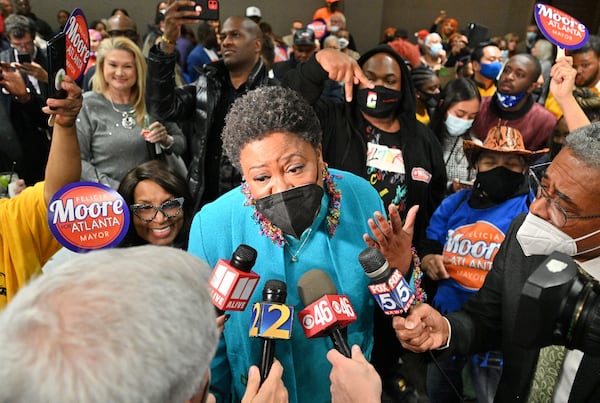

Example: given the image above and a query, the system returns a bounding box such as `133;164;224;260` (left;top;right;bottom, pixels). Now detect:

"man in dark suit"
393;97;600;400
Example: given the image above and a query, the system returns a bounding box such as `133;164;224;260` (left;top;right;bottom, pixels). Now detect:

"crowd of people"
1;0;600;402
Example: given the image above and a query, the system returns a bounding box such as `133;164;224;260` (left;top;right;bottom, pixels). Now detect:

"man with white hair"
0;245;288;403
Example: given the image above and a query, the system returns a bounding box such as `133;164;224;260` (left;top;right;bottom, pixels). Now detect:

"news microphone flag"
248;280;294;383
297;269;356;357
209;244;259;311
297;294;357;338
358;247;415;316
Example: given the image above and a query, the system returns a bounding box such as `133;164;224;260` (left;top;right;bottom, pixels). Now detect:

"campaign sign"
307;19;327;41
48;182;129;252
63;8;90;81
534;3;588;50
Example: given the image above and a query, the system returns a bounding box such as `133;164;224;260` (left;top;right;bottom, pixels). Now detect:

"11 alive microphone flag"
208;244;259;311
358;247;415;316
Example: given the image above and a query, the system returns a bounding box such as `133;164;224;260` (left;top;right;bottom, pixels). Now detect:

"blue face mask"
526;32;537;42
496;90;527;108
500;50;509;61
429;43;443;57
479;61;503;80
444;113;474;136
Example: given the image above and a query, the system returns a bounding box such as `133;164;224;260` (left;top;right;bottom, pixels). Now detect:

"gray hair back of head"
0;245;218;403
565;121;600;170
222;86;322;171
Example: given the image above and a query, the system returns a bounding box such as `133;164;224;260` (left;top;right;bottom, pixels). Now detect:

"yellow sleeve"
544;92;564;120
0;182;61;309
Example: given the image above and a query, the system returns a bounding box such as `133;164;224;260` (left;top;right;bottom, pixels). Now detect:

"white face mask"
444;113;474;137
516;212;600;257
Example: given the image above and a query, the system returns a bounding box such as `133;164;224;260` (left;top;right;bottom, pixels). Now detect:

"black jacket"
0;48;50;183
282;46;447;252
146;45;277;212
448;214;600;402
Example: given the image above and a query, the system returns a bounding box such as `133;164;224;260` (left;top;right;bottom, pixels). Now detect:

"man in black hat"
272;28;317;80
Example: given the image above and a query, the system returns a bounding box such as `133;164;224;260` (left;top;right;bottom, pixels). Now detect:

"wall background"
34;1;598;52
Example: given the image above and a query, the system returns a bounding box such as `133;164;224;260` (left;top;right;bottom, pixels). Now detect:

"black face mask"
474;166;525;203
419;91;440;108
356;86;402;118
255;183;324;239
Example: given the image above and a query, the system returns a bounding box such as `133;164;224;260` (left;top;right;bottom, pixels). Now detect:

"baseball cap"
245;6;261;18
293;28;316;46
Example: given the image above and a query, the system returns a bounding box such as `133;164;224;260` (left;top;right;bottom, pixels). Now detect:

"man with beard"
146;2;277;212
471;54;556;151
282;45;446;400
545;35;600;120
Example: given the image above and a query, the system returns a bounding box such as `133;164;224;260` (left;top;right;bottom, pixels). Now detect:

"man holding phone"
0;14;48;94
0;14;50;184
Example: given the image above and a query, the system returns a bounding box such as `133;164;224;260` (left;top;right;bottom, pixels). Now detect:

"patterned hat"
463;126;548;165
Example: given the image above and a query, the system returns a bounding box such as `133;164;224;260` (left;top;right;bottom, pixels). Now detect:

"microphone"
248;280;294;384
358;247;415;316
297;269;356;358
208;244;259;312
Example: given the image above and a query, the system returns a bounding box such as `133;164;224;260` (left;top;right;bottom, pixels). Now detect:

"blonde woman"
77;36;185;189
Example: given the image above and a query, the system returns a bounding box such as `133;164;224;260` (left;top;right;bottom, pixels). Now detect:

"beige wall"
35;0;543;52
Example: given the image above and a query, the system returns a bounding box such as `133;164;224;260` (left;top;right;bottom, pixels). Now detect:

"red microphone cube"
298;294;357;338
209;258;260;311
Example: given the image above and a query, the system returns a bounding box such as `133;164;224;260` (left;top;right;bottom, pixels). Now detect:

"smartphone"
459;179;474;187
16;52;32;64
47;32;67;99
179;0;219;20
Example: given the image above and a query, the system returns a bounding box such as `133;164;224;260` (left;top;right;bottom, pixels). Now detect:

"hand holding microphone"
327;345;382;403
297;269;356;358
392;303;449;353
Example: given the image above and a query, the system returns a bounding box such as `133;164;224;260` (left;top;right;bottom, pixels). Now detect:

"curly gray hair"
222;86;323;171
565;121;600;170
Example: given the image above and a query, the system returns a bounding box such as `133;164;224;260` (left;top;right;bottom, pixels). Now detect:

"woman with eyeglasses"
419;125;547;403
118;159;192;249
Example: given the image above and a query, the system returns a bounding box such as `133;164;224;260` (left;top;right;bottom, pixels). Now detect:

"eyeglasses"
130;197;184;222
528;163;600;228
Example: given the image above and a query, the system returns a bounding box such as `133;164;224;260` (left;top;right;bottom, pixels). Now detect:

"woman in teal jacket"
188;86;416;402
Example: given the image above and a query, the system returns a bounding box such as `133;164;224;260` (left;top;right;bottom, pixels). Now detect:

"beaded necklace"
108;97;136;130
241;164;342;246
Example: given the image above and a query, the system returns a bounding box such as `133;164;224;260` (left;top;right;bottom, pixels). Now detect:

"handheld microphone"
358;247;415;316
208;244;259;312
297;269;356;358
248;280;294;383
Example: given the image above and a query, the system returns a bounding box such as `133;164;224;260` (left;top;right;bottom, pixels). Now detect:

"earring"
322;162;329;182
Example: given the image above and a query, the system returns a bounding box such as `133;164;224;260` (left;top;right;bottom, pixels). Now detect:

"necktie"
528;345;567;403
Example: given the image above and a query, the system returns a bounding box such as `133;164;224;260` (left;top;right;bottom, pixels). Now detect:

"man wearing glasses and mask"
393;58;600;402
